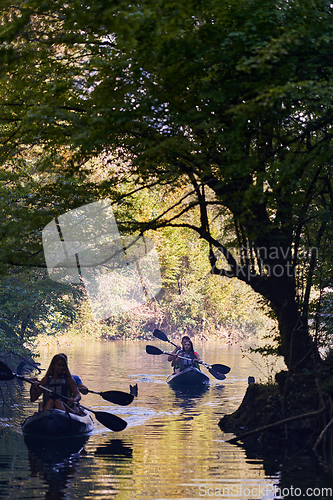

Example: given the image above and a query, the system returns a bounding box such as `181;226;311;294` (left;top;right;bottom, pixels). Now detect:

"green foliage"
57;202;272;342
0;268;84;353
0;330;33;360
2;0;333;367
309;290;333;352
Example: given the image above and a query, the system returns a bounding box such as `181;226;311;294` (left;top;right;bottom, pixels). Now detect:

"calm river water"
0;339;333;500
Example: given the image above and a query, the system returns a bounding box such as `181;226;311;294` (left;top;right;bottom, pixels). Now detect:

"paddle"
0;360;127;432
153;329;179;348
152;329;231;375
87;389;134;406
146;345;226;380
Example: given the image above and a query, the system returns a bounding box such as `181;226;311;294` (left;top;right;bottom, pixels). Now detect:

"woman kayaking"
59;353;89;395
30;354;81;414
167;335;191;363
171;339;202;374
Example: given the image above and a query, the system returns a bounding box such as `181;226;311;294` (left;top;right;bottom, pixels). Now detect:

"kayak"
166;366;210;388
21;409;94;438
21;409;94;437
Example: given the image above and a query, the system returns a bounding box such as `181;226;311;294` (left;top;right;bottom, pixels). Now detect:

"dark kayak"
21;409;94;438
166;366;210;388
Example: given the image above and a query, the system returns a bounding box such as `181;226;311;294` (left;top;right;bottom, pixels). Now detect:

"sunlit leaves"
1;0;333;365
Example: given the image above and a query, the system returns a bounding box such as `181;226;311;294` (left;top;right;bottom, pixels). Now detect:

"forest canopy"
1;0;333;368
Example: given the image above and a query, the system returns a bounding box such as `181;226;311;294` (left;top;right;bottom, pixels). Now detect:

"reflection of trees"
25;436;88;500
72;438;134;497
94;439;133;484
95;439;133;460
242;440;333;498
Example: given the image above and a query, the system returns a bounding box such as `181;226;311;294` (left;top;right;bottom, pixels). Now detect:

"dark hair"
183;338;194;352
181;336;190;344
45;354;71;378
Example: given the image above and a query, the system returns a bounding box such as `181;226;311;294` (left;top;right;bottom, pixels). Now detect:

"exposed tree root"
226;407;326;444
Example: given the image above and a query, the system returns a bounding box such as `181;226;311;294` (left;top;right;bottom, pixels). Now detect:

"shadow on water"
238;439;333;498
168;385;214;421
24;435;89;500
171;384;210;398
24;434;89;464
0;452;11;494
209;383;226;396
5;340;333;499
94;438;133;459
169;384;208;406
170;382;225;406
24;435;135;499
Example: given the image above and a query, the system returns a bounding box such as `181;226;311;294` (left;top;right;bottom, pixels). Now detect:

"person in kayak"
30;354;81;413
72;374;89;395
167;336;191;363
167;336;201;371
171;339;202;373
59;353;88;395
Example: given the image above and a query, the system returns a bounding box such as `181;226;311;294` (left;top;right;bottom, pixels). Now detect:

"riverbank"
219;360;333;459
33;321;262;349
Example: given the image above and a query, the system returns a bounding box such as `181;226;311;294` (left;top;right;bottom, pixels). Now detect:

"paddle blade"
94;411;127;432
100;391;134;406
153;329;169;342
0;360;15;381
146;345;164;355
211;363;230;375
208;368;226;380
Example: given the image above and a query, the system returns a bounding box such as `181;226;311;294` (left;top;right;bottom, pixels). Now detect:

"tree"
2;0;333;369
0;267;84;351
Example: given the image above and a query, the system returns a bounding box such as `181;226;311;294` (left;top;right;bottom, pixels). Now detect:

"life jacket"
43;375;72;405
178;350;200;371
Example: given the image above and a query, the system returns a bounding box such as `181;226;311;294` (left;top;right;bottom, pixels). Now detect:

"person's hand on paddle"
30;379;43;402
31;379;40;388
194;353;202;363
167;346;181;362
78;383;89;395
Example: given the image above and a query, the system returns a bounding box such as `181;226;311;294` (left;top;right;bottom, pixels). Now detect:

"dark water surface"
0;340;332;499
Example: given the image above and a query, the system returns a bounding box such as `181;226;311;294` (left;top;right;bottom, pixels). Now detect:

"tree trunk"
252;275;320;369
276;303;319;369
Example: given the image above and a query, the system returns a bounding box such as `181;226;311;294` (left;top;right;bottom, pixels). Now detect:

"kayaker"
59;353;89;395
30;354;81;414
72;374;89;395
171;339;202;373
167;336;191;363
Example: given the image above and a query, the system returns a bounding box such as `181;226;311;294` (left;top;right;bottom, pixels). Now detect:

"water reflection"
1;340;332;499
243;440;333;498
24;435;88;500
171;390;209;416
0;454;11;494
79;436;134;499
94;438;133;459
170;384;210;399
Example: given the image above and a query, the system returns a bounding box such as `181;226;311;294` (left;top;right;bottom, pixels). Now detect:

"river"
0;339;332;499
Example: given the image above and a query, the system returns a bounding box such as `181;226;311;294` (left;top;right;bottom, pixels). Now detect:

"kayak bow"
166;366;210;388
21;409;94;438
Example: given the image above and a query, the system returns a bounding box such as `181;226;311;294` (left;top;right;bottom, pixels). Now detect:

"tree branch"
226;407;326;444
